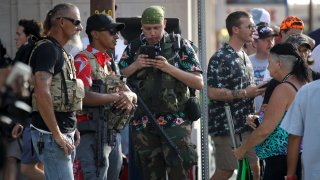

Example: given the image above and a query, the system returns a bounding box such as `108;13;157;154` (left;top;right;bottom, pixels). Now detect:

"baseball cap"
141;6;165;24
280;16;304;30
250;8;270;26
285;33;314;49
256;25;277;39
86;14;125;34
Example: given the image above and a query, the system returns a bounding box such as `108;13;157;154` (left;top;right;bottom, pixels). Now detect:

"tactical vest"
76;49;131;131
30;39;85;112
130;33;190;115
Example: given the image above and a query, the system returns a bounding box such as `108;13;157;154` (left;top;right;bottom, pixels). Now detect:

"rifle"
127;82;182;161
224;105;238;148
86;79;108;177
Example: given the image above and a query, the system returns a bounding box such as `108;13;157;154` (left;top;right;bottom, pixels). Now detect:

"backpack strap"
169;32;197;97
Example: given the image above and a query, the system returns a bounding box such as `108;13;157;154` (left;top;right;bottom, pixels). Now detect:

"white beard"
67;32;83;51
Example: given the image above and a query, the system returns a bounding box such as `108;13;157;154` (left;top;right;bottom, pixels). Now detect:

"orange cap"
280;16;304;30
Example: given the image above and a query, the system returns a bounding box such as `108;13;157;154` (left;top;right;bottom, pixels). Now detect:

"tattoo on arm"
231;90;240;98
38;72;52;81
217;89;228;98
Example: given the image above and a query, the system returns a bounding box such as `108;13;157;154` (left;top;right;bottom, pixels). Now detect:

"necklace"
282;73;292;82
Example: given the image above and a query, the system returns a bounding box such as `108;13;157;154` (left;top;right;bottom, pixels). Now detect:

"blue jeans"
21;127;39;164
120;125;129;155
31;129;75;180
76;132;122;180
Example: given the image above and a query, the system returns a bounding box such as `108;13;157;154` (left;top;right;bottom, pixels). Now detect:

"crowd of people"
0;2;319;180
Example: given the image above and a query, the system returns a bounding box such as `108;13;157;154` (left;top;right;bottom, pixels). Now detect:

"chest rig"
130;33;190;116
30;39;84;112
76;49;131;131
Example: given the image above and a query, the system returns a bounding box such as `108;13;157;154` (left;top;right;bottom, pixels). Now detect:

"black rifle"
127;82;182;161
86;80;108;177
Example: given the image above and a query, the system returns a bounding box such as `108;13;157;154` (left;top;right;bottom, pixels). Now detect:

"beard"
67;32;83;50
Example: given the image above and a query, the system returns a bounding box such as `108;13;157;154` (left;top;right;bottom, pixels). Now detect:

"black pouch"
184;97;201;121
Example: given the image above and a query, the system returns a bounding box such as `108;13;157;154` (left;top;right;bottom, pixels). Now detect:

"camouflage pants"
132;122;197;180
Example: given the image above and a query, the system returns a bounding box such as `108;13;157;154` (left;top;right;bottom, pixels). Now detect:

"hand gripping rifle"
86;79;108;177
126;82;182;162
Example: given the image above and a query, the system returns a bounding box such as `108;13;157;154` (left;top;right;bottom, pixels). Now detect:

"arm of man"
122;84;137;103
208;87;246;101
208;85;263;101
83;89;120;106
151;57;203;90
150;39;204;90
34;71;73;154
286;134;302;177
119;41;156;78
120;54;153;78
33;72;59;136
281;88;305;179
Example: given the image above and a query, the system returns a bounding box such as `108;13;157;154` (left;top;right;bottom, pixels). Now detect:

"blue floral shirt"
207;43;255;136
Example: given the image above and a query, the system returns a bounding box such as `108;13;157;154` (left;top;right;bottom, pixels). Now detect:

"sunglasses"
96;28;119;36
108;29;119;36
246;24;257;31
57;17;81;26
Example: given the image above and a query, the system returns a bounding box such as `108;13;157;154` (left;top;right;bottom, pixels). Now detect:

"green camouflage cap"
285;33;313;50
141;6;165;24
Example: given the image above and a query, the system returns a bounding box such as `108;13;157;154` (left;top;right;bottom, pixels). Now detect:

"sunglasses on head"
57;17;81;26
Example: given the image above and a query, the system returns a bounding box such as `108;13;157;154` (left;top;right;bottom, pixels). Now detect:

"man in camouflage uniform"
29;3;83;179
74;14;137;180
119;6;203;180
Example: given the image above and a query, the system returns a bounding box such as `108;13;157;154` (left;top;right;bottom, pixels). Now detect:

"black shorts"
263;154;301;180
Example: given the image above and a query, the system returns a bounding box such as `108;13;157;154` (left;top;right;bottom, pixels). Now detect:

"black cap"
256;25;277;39
86;14;125;34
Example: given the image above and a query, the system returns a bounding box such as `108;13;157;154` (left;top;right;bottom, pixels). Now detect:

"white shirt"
249;54;269;112
281;80;320;180
311;44;320;72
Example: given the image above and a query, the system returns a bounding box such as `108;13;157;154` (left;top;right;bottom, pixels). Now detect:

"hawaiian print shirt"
74;45;112;87
74;45;112;121
207;43;255;136
119;32;202;131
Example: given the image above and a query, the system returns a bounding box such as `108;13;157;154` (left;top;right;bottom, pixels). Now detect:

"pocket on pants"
134;149;147;168
181;143;198;167
166;143;198;167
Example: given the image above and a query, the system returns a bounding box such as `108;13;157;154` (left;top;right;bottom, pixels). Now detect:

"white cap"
250;8;270;25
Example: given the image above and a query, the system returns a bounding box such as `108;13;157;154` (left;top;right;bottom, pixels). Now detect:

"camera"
140;45;161;59
0;62;32;127
6;62;31;87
